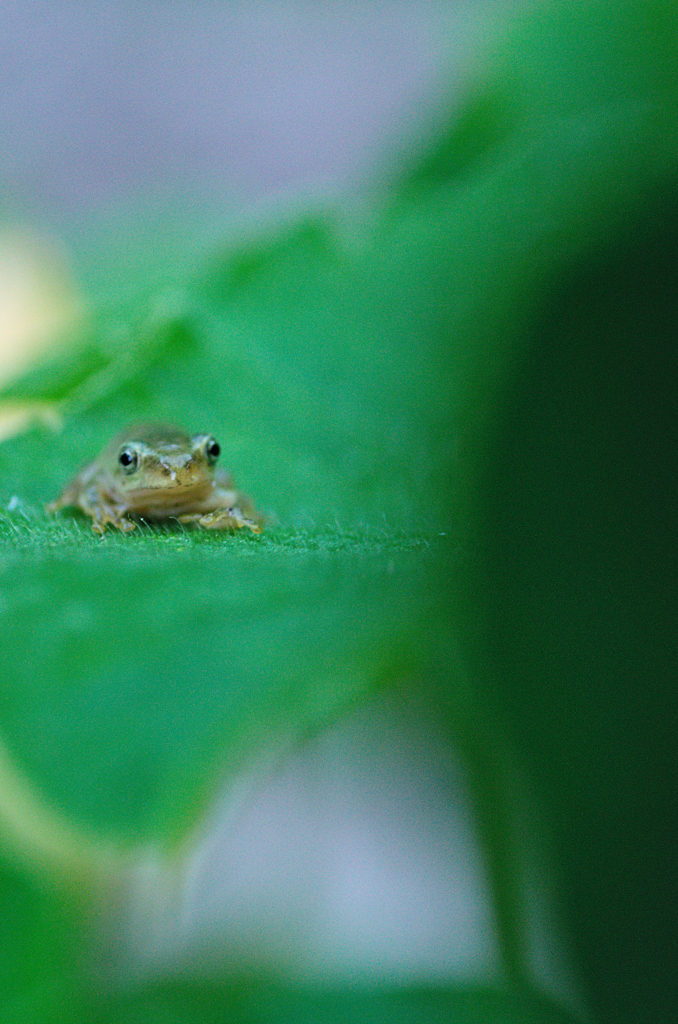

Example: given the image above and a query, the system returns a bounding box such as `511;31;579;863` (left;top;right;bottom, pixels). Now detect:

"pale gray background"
1;1;513;219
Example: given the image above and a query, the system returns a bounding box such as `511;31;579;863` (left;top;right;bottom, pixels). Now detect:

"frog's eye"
118;446;139;474
204;437;220;464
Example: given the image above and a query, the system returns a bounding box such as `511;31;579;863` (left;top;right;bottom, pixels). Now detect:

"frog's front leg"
178;476;264;532
177;507;262;533
78;486;137;534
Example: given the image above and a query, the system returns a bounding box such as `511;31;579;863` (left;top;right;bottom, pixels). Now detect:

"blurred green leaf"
430;4;678;1024
0;861;88;1024
98;981;579;1024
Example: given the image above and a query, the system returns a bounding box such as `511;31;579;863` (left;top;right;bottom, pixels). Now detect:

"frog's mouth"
121;479;214;513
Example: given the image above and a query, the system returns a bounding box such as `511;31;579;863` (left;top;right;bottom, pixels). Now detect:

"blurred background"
1;1;510;214
0;1;516;299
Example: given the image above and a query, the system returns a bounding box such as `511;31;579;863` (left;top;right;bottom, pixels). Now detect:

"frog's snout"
159;454;196;483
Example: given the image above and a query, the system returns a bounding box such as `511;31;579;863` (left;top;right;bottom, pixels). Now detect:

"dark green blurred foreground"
0;3;677;1022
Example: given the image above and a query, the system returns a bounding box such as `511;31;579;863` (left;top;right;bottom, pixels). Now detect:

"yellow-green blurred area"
0;2;677;1023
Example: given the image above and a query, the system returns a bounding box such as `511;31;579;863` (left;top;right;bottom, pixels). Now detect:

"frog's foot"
178;507;263;533
76;489;136;534
102;516;137;534
46;487;135;534
88;512;136;534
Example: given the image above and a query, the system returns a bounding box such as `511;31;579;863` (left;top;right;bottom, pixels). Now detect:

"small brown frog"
46;423;263;535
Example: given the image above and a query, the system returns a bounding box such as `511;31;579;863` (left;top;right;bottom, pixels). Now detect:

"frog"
46;422;263;535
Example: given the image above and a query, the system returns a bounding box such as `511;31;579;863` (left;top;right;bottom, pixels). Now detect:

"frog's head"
107;423;220;502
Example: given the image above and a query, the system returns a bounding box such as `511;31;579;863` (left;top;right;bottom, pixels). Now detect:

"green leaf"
431;4;678;1023
97;981;580;1024
0;860;89;1024
0;509;437;846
